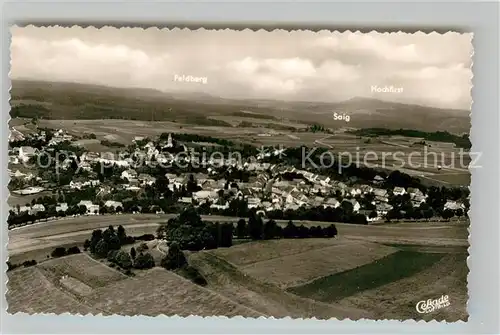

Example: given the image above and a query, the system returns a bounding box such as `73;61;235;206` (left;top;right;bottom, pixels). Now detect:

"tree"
117;225;127;245
66;246;81;255
115;250;133;269
161;242;187;270
220;223;233;247
162;207;216;251
263;219;278;240
248;211;264;240
130;247;137;260
102;226;121;251
236;218;247;239
134;252;155;269
107;249;119;263
94;239;110;258
89;229;103;254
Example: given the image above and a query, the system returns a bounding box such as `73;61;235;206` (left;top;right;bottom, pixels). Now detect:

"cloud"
11;35;172;89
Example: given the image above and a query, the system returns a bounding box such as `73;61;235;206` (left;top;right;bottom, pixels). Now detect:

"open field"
239;239;398;288
288;251;444;302
83;268;263;317
7;222;468;320
188;251;371;320
38;254;127;288
7;255;262;317
6;267;95;315
210;238;351;266
8;214;468;265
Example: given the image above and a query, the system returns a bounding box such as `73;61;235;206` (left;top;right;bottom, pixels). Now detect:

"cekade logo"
416;295;450;314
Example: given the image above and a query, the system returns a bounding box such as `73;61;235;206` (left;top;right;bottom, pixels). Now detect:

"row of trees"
157;207;338;253
236;213;338;240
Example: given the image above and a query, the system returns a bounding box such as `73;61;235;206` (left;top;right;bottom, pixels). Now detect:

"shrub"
160;242;187;270
66;246;81;255
134;252;155;270
6;261;18;272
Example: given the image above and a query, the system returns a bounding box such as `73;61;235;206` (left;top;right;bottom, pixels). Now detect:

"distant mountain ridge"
10;79;470;133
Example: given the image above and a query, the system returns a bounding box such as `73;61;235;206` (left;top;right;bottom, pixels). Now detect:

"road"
8;213;468;263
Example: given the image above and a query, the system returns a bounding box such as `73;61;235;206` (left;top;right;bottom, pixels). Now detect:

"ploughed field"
7;218;468;320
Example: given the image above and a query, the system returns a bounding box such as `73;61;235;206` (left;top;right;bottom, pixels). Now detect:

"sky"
11;26;473;109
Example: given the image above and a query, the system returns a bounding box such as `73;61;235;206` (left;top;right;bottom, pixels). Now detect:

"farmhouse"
376;203;393;217
323;198;340;209
393;187;406;196
104;200;123;210
31;204;46;215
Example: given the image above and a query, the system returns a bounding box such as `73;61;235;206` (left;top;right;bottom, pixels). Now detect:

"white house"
342;199;361;212
104;200;123;210
78;200;99;215
18;146;37;163
210;202;230;210
121;169;138;181
31;204;46;215
179;197;192;204
359;185;374;194
193;190;214;201
349;187;362;197
56;203;68;212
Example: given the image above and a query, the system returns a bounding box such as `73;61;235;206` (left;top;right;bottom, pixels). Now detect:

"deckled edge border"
2;25;474;325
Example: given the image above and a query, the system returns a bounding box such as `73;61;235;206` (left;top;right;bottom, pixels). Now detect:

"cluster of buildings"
8;128;466;223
